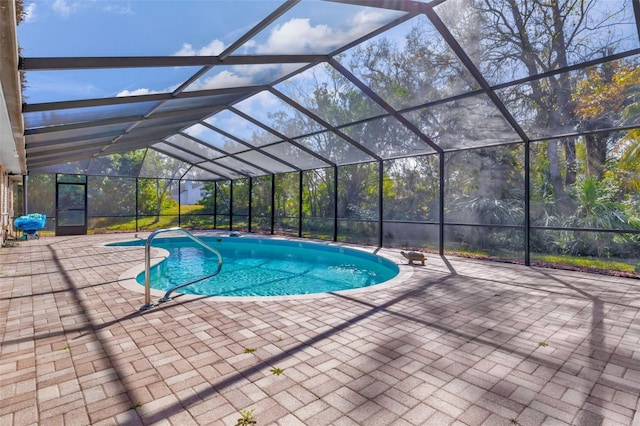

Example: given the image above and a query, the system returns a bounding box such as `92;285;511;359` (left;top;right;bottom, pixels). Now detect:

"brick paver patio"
1;232;639;425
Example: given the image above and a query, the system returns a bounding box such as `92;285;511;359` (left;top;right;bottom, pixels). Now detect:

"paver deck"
1;232;639;425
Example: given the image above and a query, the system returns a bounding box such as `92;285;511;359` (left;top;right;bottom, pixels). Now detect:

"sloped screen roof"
18;0;640;180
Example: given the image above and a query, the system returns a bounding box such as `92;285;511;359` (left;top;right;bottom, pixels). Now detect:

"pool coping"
107;231;416;303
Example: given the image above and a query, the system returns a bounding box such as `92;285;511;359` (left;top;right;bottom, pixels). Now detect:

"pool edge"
108;234;417;303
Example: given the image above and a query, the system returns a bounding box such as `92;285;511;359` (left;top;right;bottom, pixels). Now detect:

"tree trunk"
584;133;608;179
564;137;577;186
152;195;162;224
547;140;570;213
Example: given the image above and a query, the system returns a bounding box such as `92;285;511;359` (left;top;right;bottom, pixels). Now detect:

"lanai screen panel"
294;132;375;165
275;63;387;126
184;63;310;92
434;0;640;85
150;94;247;115
213;157;268;177
204;110;282;147
23;101;160;129
181;166;222;181
163;134;224;161
197;162;246;180
495;56;640;140
234;151;296;174
183;124;250;154
235;0;408;55
32;160;91;175
21;67;201;104
337;13;480;111
152;143;206;165
340;116;435;159
233;91;326;138
86;150;145;177
261;142;331;170
138;150;191;179
25;122;135;145
402;94;521;150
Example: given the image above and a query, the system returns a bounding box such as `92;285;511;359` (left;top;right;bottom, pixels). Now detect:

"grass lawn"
531;253;639;275
96;205;210;232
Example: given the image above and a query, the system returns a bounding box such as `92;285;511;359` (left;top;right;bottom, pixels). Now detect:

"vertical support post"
135;178;139;232
378;160;384;248
142;239;154;310
333;165;338;242
54;174;59;231
298;171;303;238
178;179;182;228
213;182;218;229
524;140;531;266
83;175;88;234
229;180;234;231
22;174;28;215
270;174;275;235
248;177;253;233
439;152;445;256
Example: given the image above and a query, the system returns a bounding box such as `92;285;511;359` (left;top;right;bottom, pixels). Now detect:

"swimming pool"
111;236;400;297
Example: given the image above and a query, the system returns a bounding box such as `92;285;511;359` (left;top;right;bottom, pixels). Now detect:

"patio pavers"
1;233;639;425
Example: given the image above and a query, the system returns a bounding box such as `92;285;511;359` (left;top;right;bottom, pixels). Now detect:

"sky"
17;0;407;104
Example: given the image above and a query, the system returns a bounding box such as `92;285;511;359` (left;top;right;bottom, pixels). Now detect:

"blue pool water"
111;236;399;297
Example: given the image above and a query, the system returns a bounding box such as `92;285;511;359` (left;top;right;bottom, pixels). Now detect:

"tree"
274;172;299;233
573;60;640;180
88;176;136;227
86;151;144;227
383;156;439;222
232;178;250;229
302;168;334;219
251;175;273;232
137;150;187;223
26;173;55;219
439;0;632;211
90;150;145;177
199;182;216;211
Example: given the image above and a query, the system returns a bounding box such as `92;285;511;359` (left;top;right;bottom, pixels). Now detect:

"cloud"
116;88;159;97
206;111;243;128
173;39;225;56
185;62;303;93
23;3;37;23
115;80;182;97
235;90;280;115
241;40;256;54
190;70;254;91
171;11;393;58
183;123;207;139
103;3;134;15
174;43;196;56
117;40;228;97
257;18;336;54
52;0;77;17
350;10;387;29
253;11;390;54
198;39;225;56
50;0;134;18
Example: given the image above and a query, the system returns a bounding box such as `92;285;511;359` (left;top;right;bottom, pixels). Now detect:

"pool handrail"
140;227;223;311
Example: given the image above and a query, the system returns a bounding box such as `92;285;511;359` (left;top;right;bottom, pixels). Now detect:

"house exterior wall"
172;181;203;205
0;166;15;244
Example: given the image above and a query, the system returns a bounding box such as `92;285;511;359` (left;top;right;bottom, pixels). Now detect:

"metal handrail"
140;227;222;311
